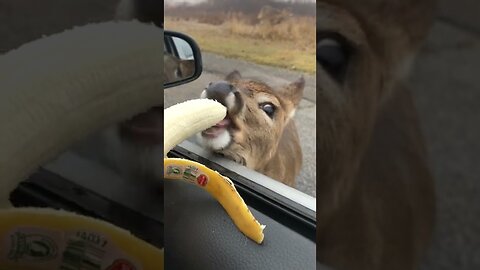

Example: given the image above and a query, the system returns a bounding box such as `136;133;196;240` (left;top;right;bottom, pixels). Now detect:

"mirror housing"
164;31;203;88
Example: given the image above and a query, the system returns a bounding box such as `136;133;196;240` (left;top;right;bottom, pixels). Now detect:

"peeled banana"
164;98;227;156
0;21;164;207
0;21;165;269
164;99;266;244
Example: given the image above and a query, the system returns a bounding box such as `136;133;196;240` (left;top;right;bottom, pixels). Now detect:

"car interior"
10;30;318;269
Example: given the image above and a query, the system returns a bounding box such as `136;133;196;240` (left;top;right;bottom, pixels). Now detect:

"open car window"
164;1;317;200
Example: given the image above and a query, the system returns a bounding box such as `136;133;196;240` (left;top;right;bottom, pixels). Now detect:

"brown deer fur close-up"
316;0;437;269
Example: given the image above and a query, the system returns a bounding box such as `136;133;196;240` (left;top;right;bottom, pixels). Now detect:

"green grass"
166;18;315;74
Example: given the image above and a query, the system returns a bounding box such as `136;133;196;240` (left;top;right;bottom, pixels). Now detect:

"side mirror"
164;31;202;88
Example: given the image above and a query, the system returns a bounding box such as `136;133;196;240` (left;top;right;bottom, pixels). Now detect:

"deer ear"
225;70;242;82
282;76;305;108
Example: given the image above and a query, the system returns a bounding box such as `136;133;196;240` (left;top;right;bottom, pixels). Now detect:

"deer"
315;0;437;269
197;71;305;187
164;52;195;84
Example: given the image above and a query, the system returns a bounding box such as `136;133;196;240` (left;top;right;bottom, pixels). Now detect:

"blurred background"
412;1;480;269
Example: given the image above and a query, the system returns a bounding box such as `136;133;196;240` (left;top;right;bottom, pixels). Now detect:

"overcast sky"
165;0;315;5
165;0;205;4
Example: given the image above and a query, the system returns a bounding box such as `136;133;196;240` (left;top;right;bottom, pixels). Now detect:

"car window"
164;0;316;198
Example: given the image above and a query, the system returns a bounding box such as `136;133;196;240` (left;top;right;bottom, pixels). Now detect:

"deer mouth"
198;117;234;151
119;106;163;146
201;118;231;139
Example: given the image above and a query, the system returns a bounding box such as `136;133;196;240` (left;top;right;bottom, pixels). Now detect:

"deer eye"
317;33;351;83
259;102;276;118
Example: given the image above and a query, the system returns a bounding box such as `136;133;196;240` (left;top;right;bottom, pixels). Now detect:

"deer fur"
163;53;192;84
315;0;437;269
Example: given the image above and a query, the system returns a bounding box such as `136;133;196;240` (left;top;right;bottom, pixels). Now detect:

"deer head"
197;71;304;184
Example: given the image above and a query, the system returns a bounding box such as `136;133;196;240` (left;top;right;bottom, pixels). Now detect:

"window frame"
169;140;316;241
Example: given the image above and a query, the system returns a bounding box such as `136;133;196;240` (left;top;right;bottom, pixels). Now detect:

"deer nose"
201;81;243;115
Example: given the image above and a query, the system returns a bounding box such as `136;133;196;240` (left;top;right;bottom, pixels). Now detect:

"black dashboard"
11;144;316;269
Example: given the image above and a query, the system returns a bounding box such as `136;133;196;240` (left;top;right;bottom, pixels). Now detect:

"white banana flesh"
0;21;165;269
0;21;163;207
164;99;227;156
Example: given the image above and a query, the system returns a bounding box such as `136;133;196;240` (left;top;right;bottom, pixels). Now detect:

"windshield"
164;0;316;198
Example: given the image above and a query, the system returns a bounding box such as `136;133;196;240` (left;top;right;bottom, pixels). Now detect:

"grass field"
165;16;315;74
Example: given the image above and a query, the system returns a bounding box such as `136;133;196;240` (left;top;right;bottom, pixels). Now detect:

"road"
165;53;317;197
